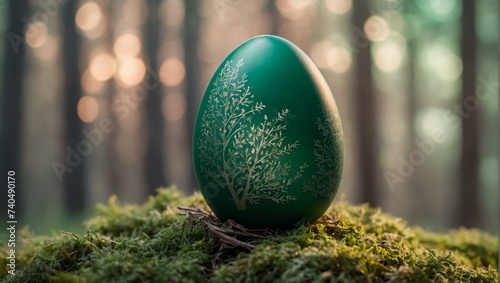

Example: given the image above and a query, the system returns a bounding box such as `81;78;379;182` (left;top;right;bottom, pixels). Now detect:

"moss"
0;186;497;282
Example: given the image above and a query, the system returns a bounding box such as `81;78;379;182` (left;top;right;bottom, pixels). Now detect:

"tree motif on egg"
197;59;308;210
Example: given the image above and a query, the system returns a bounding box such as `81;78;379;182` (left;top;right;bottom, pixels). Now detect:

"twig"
206;222;255;249
177;206;274;251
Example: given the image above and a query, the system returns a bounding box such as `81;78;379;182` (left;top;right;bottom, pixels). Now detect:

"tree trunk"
0;0;30;220
183;0;201;193
144;0;167;195
62;1;86;214
268;0;281;35
104;1;120;196
457;0;480;228
352;1;379;206
404;2;427;219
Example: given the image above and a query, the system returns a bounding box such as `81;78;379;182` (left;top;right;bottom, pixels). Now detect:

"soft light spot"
114;33;141;60
25;21;47;48
159;0;185;27
415;107;450;141
427;0;455;16
327;46;351;73
310;40;332;69
276;0;310;20
416;0;457;21
76;2;102;31
159;58;185;87
117;58;146;87
374;40;404;72
33;36;59;61
82;68;105;94
90;52;116;81
424;44;462;81
325;0;352;14
364;16;390;42
435;54;462;81
288;0;313;10
83;16;107;40
162;91;187;121
77;96;99;123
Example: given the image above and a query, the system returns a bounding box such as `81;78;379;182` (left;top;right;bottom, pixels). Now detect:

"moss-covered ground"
0;186;498;282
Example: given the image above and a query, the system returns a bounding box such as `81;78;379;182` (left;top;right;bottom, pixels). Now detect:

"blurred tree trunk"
183;0;201;193
457;0;480;228
268;0;281;35
104;0;120;195
0;0;30;220
62;1;86;214
352;1;379;206
144;0;167;195
405;3;426;218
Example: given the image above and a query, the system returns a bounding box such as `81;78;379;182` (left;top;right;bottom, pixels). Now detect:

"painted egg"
193;35;343;229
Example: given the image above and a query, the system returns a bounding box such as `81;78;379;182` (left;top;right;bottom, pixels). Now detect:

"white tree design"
303;112;339;198
198;59;307;210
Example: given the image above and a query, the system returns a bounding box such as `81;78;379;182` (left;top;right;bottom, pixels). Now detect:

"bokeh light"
435;54;463;81
81;68;106;94
159;58;185;87
117;58;146;87
310;38;351;73
114;33;141;60
159;0;185;27
85;17;107;40
77;96;99;123
364;16;390;42
162;91;187;121
374;40;404;72
25;21;47;48
76;2;102;31
288;0;313;10
32;36;59;61
76;2;107;39
416;0;459;22
327;46;351;73
416;107;453;142
325;0;352;15
123;0;147;26
275;0;313;20
310;40;332;69
424;44;462;81
90;52;116;81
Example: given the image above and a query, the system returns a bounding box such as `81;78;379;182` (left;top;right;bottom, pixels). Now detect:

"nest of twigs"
177;206;341;253
177;206;272;251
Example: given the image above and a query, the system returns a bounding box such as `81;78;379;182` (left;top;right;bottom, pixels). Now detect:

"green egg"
193;35;343;229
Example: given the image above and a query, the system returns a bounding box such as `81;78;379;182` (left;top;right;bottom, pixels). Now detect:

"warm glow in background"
0;0;497;235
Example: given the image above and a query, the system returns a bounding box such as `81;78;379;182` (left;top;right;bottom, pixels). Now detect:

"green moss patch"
1;186;498;282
